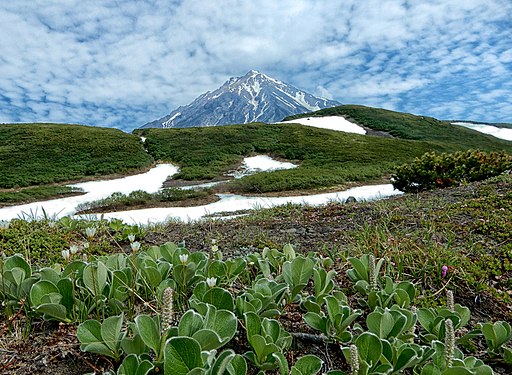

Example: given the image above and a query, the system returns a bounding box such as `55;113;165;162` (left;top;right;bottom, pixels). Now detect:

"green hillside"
284;104;512;146
138;116;512;193
0;123;154;189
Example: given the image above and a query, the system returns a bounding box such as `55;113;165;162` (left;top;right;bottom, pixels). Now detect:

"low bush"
392;150;512;193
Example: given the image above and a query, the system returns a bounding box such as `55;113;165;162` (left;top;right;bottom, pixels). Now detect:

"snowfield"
92;184;401;224
279;116;366;135
228;155;297;178
451;122;512;141
0;164;179;220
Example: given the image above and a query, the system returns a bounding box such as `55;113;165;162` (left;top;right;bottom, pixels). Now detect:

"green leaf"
367;310;394;339
30;280;60;308
178;310;204;337
355;332;382;365
101;314;124;353
83;261;108;296
191;329;224;351
441;367;473;375
227;354;247;375
135;314;161;354
37;303;69;322
347;256;368;282
57;277;74;312
77;319;102;347
201;287;234;311
210;350;236;375
5;254;31;279
291;354;323;375
164;336;203;375
304;312;327;334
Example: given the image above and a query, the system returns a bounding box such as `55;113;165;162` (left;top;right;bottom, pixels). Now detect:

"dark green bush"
392;150;512;193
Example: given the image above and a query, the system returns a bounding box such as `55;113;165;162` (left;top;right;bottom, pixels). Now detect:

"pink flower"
442;265;448;278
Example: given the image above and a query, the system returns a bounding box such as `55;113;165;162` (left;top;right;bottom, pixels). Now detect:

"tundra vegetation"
0;171;511;374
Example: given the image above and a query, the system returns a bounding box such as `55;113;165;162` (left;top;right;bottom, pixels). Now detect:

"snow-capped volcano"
141;70;340;128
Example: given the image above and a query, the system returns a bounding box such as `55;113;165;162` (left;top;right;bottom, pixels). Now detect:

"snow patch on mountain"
452;122;512;141
279;116;366;135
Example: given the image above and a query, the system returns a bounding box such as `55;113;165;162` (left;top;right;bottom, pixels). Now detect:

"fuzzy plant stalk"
446;290;454;312
369;254;378;291
350;344;360;375
161;287;174;334
445;318;455;368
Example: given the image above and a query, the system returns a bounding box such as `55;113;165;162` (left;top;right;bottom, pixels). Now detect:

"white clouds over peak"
0;0;511;130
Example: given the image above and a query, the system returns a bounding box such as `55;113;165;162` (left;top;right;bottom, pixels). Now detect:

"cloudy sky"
1;0;511;131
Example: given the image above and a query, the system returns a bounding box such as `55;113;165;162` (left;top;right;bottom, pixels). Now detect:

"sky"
0;0;511;131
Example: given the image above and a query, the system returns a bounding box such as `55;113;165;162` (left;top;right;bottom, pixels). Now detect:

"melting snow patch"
228;155;297;178
279;116;366;135
451;122;512;141
0;164;179;221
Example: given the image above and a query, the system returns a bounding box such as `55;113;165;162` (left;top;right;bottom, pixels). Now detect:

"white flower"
127;234;136;243
211;245;219;253
85;227;97;238
211;239;217;245
130;241;141;252
61;249;70;261
206;277;217;288
69;245;79;255
83;241;90;249
179;254;189;265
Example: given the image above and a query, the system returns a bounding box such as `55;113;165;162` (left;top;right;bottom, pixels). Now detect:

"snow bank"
93;184;401;224
279;116;366;135
452;122;512;141
0;164;179;221
228;155;297;178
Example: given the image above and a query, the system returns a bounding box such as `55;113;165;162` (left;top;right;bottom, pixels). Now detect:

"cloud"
0;0;511;130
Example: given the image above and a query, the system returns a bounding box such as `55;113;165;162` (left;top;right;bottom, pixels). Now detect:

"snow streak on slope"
279;116;366;135
452;122;512;141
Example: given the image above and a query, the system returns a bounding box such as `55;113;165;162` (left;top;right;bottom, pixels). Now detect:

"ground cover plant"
0;123;153;189
392;150;512;192
0;173;511;374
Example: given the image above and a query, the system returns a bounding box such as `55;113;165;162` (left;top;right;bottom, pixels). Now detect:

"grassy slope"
139;107;512;192
0;123;154;189
284;104;512;146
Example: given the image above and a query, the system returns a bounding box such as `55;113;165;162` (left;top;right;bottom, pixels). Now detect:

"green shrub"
392;150;512;193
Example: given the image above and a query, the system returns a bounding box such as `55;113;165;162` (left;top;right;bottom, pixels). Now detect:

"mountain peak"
142;72;341;128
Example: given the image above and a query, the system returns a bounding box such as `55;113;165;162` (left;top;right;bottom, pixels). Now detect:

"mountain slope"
138;104;512;193
142;70;340;128
0;123;153;189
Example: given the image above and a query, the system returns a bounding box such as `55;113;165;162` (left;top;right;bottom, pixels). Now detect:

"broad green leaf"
37;303;68;322
5;254;31;279
291;354;323;375
178;310;204;337
101;314;124;353
304;312;327;334
135;315;161;354
30;280;60;308
191;329;224;351
355;332;382;365
202;288;234;311
164;336;203;375
77;319;103;347
227;354;247;375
